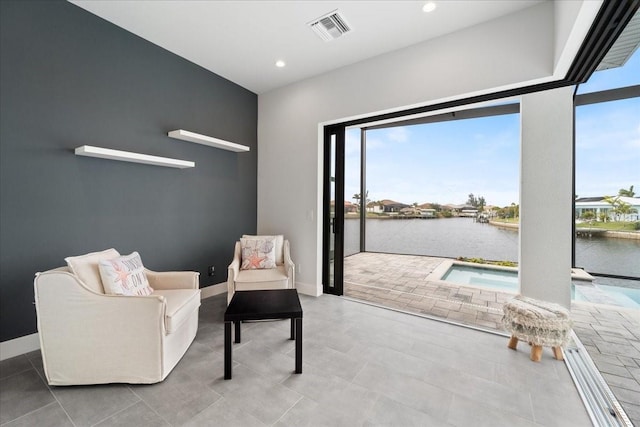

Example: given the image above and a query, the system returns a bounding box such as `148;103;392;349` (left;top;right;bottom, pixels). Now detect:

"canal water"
344;217;640;277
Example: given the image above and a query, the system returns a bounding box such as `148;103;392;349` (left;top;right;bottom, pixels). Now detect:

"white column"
519;86;575;308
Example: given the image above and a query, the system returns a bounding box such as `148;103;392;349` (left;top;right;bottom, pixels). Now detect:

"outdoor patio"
344;251;640;425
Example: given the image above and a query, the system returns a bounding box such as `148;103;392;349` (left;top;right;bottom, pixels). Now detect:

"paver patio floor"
344;251;640;426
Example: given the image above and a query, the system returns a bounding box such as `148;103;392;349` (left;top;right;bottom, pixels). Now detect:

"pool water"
442;265;517;292
597;284;640;307
442;264;640;309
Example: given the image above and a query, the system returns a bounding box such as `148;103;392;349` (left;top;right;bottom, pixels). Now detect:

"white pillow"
242;234;284;265
98;251;153;296
240;236;277;270
65;248;121;293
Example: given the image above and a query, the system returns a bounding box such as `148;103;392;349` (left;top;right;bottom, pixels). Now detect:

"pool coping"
427;259;595;289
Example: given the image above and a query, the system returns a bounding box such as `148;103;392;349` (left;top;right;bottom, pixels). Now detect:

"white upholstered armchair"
34;249;201;385
227;235;295;304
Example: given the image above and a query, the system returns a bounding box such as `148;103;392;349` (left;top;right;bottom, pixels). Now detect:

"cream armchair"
34;251;200;386
227;235;295;304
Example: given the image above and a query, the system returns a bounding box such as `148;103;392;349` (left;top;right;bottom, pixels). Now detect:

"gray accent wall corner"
0;0;257;342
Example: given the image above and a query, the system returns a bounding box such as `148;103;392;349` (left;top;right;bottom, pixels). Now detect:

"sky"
345;49;639;208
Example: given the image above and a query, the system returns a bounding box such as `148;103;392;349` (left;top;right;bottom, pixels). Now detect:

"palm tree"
618;185;635;197
353;190;369;208
603;195;637;221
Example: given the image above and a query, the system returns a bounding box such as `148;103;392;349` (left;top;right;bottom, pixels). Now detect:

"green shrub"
457;257;518;267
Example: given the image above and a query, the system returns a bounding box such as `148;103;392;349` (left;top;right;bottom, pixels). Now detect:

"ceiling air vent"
308;10;351;42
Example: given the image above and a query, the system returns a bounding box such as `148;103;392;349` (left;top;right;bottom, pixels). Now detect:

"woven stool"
502;295;573;362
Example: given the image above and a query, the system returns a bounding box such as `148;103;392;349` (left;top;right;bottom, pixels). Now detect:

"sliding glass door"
323;125;345;295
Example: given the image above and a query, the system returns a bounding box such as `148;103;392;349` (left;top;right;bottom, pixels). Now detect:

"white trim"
0;333;40;361
200;282;227;299
296;281;322;297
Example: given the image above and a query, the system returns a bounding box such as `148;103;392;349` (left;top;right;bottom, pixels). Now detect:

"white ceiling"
70;0;544;94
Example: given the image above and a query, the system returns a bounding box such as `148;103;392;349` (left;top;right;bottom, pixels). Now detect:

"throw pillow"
242;234;284;265
65;248;121;293
98;251;154;296
240;236;277;270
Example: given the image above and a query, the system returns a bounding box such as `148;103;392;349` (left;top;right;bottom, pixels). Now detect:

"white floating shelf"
75;145;195;169
168;129;250;152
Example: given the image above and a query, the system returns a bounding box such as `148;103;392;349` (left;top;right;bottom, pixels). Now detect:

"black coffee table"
224;289;303;380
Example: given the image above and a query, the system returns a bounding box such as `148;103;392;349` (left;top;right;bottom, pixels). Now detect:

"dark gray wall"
0;1;257;342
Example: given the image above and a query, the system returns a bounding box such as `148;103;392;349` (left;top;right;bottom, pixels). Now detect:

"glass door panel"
323;126;345;295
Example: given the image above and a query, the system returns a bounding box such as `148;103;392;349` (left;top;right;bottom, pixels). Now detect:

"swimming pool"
442;264;640;309
442;264;517;292
596;284;640;307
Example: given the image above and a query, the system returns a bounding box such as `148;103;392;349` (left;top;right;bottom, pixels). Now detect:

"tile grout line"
270;394;304;426
89;398;142;427
19;355;78;427
126;386;173;426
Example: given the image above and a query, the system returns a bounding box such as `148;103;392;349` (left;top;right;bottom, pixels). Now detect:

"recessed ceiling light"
275;60;286;68
422;2;437;13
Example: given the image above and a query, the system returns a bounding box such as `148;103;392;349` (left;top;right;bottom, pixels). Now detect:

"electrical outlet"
298;263;301;274
208;265;215;276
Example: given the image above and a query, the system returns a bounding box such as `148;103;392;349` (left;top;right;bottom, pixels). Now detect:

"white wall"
258;1;595;296
519;86;575;308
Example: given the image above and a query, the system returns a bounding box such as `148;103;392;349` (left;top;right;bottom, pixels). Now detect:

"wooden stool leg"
552;346;564;361
530;345;543;362
508;336;518;350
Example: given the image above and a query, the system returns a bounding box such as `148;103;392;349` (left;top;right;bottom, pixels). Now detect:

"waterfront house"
366;201;384;214
344;201;359;214
379;199;410;213
575;196;640;221
330;200;360;214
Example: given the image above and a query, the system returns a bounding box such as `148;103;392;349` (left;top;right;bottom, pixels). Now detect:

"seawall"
489;220;640;239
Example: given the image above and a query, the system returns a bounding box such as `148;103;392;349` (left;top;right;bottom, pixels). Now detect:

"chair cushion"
65;248;120;293
240;236;277;270
98;252;153;296
235;265;289;290
242;234;284;265
153;289;201;334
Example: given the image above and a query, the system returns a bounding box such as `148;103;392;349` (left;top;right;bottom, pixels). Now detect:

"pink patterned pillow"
98;252;153;296
240;237;276;270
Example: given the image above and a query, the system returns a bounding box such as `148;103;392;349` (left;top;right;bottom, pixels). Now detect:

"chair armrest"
227;242;241;299
145;269;199;290
283;240;295;288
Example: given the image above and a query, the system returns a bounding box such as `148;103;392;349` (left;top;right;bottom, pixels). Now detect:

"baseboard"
0;333;40;361
203;281;321;298
296;281;322;297
200;282;227;299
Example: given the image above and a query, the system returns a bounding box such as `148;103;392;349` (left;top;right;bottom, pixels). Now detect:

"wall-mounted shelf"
168;129;250;152
75;145;195;169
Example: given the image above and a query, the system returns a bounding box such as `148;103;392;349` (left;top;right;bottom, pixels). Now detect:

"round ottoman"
502;295;573;362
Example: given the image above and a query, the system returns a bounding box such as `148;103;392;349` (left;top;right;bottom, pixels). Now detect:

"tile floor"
343;251;640;426
1;293;591;426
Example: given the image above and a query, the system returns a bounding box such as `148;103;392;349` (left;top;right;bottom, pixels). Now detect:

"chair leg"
508;335;518;350
530;345;543;362
552;346;564;361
